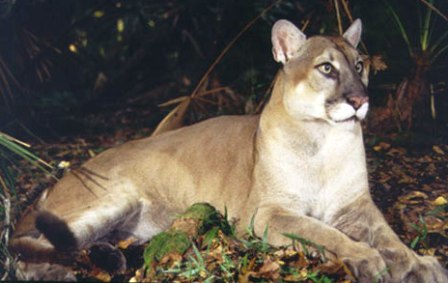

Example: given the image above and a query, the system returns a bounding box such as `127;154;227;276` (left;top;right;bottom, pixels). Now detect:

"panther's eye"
318;63;333;75
355;61;363;74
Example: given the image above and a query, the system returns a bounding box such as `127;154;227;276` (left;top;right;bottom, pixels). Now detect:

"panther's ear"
271;20;306;64
343;19;362;48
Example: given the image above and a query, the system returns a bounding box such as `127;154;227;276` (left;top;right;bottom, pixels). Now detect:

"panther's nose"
347;95;369;110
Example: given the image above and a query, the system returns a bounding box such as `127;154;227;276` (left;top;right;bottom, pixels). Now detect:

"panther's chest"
256;125;368;219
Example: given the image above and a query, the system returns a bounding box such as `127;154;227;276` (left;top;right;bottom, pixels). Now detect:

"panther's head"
271;19;369;125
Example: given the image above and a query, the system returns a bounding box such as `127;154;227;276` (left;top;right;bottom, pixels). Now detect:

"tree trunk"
394;52;430;130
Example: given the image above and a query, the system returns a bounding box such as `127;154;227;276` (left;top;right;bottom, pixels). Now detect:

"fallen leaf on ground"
258;257;281;280
432;146;445;155
433;196;448;206
91;268;112;282
117;237;138;249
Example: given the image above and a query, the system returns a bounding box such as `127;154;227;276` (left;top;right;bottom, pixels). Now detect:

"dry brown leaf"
151;98;191;136
158;95;190;107
432;145;445;155
373;142;391;152
398;173;417;184
424;217;447;234
433;196;448;206
387;147;407;156
117;236;138;249
369;54;388;74
258;257;281;280
291;251;309;269
418;248;436;256
238;271;256;283
91;268;112;282
316;260;345;275
399;191;428;204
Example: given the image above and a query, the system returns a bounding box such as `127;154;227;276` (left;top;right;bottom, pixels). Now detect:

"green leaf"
383;0;414;56
411;236;420;249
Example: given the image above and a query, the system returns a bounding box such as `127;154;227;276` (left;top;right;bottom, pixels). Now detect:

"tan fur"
11;20;447;282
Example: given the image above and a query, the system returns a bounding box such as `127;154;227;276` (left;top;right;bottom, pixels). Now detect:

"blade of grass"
421;0;433;51
0;138;53;182
383;0;414;57
419;0;448;22
283;232;326;261
429;30;448;55
0;135;52;171
430;41;448;63
247;211;257;238
0;132;31;148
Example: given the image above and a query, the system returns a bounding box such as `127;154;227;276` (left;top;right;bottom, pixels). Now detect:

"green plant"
383;0;448;129
0;133;52;175
178;243;212;280
386;0;448;63
409;214;429;249
241;212;272;253
0;132;53;280
219;253;236;280
283;232;327;261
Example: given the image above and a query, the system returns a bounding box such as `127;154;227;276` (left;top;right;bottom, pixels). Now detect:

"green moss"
143;203;234;269
143;231;191;267
178;203;232;235
177;203;218;221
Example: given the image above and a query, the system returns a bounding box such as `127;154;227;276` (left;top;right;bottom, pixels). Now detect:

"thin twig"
195;86;230;97
152;0;284;135
341;0;354;22
0;194;10;244
0;193;11;281
190;0;284;98
0;174;10;199
0;59;14;101
419;0;448;22
301;17;311;31
0;132;31;148
0;55;22;90
340;0;369;53
334;0;343;35
16;121;47;145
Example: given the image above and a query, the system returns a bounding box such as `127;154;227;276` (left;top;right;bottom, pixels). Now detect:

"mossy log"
143;203;231;268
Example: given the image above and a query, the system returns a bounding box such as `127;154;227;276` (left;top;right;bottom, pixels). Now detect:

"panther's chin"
335;116;357;123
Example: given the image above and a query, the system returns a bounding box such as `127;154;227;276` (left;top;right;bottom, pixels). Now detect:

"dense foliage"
0;0;446;136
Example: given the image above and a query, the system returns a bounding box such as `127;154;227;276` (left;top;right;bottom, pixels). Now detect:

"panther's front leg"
332;193;448;282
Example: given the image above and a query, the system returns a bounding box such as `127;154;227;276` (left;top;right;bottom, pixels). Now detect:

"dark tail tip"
35;211;78;251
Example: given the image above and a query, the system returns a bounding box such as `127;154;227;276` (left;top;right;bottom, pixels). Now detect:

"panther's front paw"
402;255;447;283
342;243;390;283
381;248;448;283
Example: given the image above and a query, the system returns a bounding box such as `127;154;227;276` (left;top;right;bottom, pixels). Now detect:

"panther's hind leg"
10;192;145;261
47;194;146;250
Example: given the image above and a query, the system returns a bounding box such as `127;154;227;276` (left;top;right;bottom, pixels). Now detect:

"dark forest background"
0;0;447;139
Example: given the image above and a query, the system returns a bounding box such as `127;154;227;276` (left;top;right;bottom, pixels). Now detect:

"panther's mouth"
327;101;369;123
335;116;357;123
